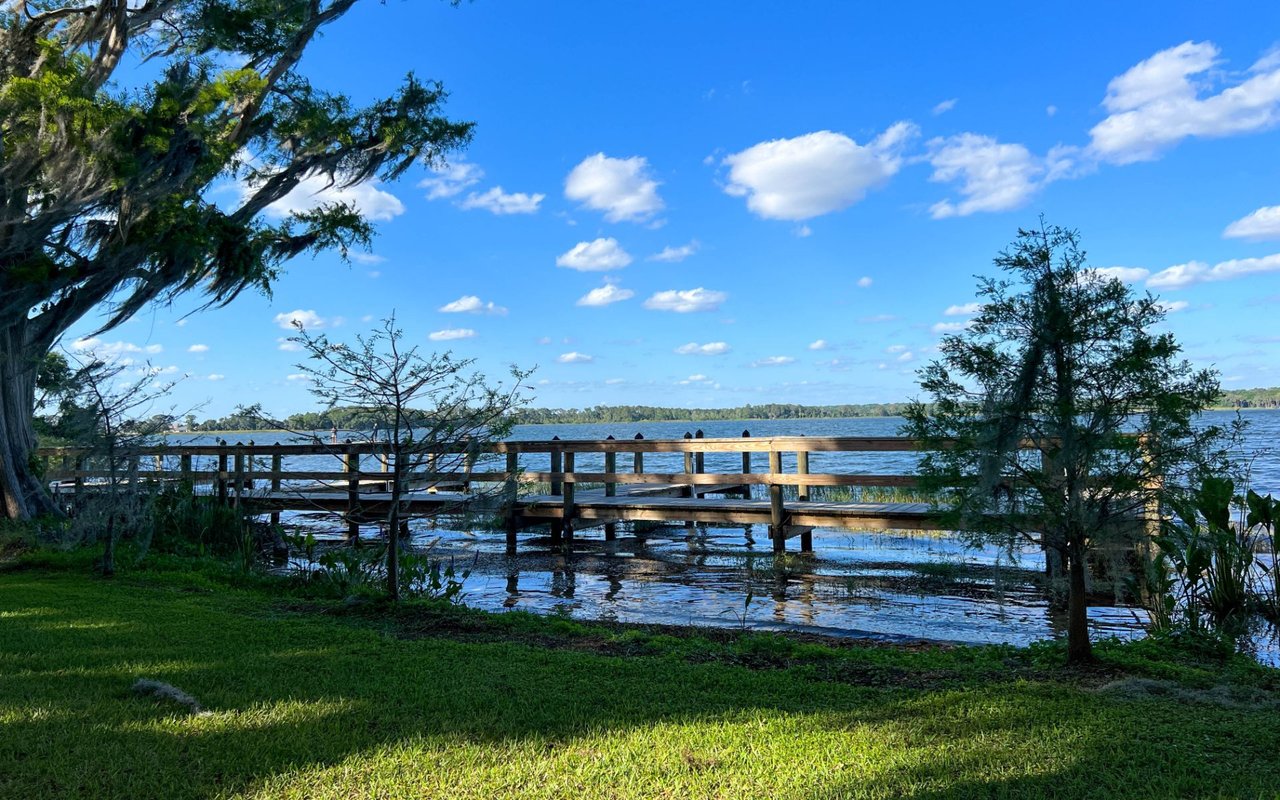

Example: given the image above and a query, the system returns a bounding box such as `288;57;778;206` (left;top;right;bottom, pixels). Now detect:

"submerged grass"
2;554;1279;799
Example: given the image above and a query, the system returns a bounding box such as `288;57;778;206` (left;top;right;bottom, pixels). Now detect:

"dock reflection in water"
360;514;1147;648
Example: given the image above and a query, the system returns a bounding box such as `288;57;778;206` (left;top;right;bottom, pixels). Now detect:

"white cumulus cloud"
649;241;700;262
675;341;731;356
187;344;209;353
564;153;664;223
944;302;982;316
932;98;958;115
927;134;1075;218
1146;253;1280;289
644;288;727;313
1089;41;1280;164
576;284;635;307
808;339;829;350
557;351;594;364
70;338;162;357
932;321;972;334
458;186;545;215
1224;205;1280;241
556;238;633;271
439;295;508;315
419;160;484;200
751;355;796;367
428;328;477;341
722;124;917;220
1091;266;1152;283
207;373;225;381
274;309;328;330
255;174;404;222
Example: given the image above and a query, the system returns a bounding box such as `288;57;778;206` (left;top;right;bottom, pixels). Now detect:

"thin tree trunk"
1066;534;1093;664
0;320;61;520
386;445;400;601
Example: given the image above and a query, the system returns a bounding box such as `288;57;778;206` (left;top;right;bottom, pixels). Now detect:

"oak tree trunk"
0;319;61;520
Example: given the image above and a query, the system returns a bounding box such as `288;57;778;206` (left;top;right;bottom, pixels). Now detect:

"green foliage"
0;1;474;521
294;543;471;603
1158;477;1254;631
148;488;257;561
1246;489;1280;622
903;221;1226;663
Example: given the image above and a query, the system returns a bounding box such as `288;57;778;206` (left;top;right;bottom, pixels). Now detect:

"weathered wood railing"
35;432;1088;553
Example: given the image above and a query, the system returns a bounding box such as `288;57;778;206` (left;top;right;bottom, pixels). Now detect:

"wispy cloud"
644;288;727;313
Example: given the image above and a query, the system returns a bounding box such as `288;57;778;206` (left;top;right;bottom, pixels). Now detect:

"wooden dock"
35;432;1048;554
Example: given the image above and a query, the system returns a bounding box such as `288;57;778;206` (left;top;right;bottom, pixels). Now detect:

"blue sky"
66;1;1280;417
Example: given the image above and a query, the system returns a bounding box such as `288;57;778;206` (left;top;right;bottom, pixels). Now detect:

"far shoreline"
173;407;1277;436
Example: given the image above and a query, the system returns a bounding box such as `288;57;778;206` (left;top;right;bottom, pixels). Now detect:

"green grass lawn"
2;560;1279;799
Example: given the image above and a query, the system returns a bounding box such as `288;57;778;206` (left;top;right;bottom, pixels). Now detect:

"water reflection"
359;514;1172;650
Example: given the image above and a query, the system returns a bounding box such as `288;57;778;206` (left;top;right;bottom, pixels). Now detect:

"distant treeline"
187;391;1280;432
1216;388;1280;409
508;403;913;424
188;402;913;431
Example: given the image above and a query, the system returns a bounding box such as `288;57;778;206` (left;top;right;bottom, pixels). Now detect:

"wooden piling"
549;436;562;497
345;444;360;541
216;447;229;505
562;451;576;538
796;436;810;502
682;432;694;497
694;429;705;475
769;449;785;552
633;433;644;474
270;452;282;527
604;436;617;498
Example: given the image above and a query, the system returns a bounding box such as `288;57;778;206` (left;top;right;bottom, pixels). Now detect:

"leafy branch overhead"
1;0;472;519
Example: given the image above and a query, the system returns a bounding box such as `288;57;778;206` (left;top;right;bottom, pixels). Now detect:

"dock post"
694;429;705;475
633;433;644;474
796;435;810;502
769;450;785;552
604;437;617;498
505;450;519;553
549;436;562;497
345;444;360;542
562;451;575;540
682;432;694;498
180;453;193;486
270;452;282;527
216;445;229;505
245;440;256;491
740;430;752;498
233;445;246;507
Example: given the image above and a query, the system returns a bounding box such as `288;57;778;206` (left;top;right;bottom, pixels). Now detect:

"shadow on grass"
0;573;1276;799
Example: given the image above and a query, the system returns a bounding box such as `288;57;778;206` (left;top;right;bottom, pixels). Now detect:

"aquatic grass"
2;563;1279;799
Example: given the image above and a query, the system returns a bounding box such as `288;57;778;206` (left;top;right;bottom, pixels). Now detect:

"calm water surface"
188;411;1280;661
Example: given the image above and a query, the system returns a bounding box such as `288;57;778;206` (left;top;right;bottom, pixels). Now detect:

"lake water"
184;411;1280;660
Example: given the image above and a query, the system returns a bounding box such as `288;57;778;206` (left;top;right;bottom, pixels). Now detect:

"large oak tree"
0;0;472;518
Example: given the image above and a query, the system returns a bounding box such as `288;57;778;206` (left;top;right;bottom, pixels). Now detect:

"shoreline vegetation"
2;553;1279;799
182;391;1280;433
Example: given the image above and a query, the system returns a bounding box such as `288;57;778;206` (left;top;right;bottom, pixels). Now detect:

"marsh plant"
1143;477;1280;634
300;542;472;602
